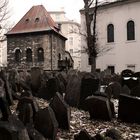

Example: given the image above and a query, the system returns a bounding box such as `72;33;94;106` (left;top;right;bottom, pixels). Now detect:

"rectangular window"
107;65;115;74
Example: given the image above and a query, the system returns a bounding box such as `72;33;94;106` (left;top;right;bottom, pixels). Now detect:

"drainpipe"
50;34;53;71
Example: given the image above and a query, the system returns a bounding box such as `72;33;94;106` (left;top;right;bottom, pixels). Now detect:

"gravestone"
108;82;121;99
55;73;66;95
0;70;13;106
0;78;11;121
34;106;58;139
105;128;122;140
121;69;138;89
65;73;81;107
121;85;130;95
131;85;140;97
50;92;70;130
26;125;46;140
38;77;58;100
85;96;112;121
31;67;42;93
0;114;30;140
16;90;39;125
17;96;34;125
79;73;99;109
118;94;140;124
74;129;93;140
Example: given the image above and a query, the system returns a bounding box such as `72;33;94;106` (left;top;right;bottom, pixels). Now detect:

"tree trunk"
90;56;96;73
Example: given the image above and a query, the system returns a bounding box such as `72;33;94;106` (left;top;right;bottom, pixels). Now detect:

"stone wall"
7;32;66;71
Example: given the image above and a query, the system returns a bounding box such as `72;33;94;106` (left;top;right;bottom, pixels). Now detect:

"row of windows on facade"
107;20;135;42
15;48;44;62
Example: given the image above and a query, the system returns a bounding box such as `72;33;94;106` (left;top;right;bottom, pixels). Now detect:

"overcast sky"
8;0;84;24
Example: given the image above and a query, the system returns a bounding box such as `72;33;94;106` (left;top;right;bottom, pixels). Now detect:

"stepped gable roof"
7;5;63;36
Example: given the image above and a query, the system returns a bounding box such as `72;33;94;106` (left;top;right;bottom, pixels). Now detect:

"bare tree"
0;0;10;41
83;0;98;73
0;0;9;23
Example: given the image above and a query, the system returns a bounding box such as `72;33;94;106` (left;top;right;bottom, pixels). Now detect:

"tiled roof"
7;5;60;35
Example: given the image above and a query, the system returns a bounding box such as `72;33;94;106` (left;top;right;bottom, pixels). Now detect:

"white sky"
8;0;84;24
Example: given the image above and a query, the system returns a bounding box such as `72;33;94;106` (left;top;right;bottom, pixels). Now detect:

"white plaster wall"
81;1;140;73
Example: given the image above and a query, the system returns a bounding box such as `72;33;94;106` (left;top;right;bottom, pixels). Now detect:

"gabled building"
6;5;69;71
49;10;81;70
80;0;140;73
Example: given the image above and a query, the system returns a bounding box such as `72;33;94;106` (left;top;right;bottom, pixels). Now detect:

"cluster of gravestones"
74;128;122;140
1;67;140;139
0;68;70;139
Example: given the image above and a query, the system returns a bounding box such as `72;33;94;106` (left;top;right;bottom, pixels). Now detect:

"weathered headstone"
38;77;58;100
17;96;34;125
55;73;66;95
34;106;58;139
105;128;122;140
65;73;81;107
50;92;70;130
16;90;38;125
74;129;93;140
0;114;30;140
118;94;140;123
108;82;121;99
26;125;46;140
0;78;11;121
121;69;138;89
131;85;140;97
85;96;112;121
31;67;42;93
79;73;99;109
121;85;130;95
0;70;13;106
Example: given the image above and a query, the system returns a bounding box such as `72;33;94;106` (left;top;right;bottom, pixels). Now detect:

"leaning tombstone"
118;94;140;124
85;96;112;121
50;92;70;130
34;106;58;139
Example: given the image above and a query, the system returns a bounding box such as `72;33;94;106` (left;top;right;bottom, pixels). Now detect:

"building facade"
80;0;140;73
6;5;70;71
49;10;81;70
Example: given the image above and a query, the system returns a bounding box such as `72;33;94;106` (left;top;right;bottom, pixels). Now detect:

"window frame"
127;20;135;41
107;24;114;43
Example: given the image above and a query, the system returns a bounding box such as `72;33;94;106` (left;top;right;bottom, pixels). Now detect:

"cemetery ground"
1;68;140;139
10;97;140;140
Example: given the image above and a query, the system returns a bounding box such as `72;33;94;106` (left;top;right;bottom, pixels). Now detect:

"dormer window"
25;18;29;23
35;17;39;22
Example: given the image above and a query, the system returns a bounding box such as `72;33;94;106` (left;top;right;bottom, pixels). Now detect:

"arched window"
15;49;21;62
58;53;61;60
26;48;32;62
107;24;114;43
127;20;135;40
37;48;44;62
